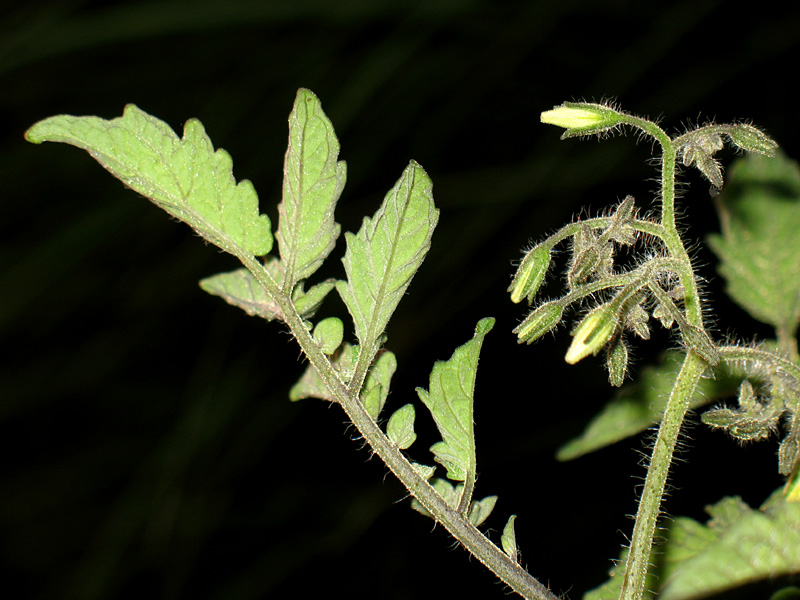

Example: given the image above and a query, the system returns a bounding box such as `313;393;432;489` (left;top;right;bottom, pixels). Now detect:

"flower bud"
725;124;778;157
509;244;551;304
540;102;623;139
565;303;618;364
514;301;563;344
606;338;628;387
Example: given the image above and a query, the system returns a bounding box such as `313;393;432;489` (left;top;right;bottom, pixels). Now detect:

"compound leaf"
277;89;345;289
708;152;800;338
25;104;272;257
586;490;800;600
557;352;740;461
337;161;438;350
417;318;494;481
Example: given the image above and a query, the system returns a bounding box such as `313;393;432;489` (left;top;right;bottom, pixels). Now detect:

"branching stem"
615;117;711;600
240;253;560;600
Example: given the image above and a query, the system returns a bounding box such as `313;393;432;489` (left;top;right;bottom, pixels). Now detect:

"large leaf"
25;104;272;257
708;152;800;337
336;161;438;349
277;88;346;290
416;318;494;482
557;352;741;461
586;490;800;600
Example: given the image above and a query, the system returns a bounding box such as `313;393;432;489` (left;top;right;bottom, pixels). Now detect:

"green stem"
616;119;711;600
240;254;559;600
618;351;707;600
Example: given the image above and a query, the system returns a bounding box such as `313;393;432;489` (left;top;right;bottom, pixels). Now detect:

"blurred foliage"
2;1;799;598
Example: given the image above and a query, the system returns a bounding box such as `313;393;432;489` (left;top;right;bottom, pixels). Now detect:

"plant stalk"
241;253;560;600
618;351;706;600
617;123;710;600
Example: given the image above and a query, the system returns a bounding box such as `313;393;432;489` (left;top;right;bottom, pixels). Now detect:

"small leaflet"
386;404;417;449
361;350;397;420
501;515;519;562
289;344;396;412
199;265;283;321
417;318;494;482
411;478;497;525
468;495;497;527
26;104;273;258
312;317;344;355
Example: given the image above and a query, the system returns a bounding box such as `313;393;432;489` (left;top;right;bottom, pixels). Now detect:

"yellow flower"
540;102;622;139
565;303;617;364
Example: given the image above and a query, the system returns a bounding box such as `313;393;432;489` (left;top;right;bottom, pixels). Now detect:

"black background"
1;1;798;598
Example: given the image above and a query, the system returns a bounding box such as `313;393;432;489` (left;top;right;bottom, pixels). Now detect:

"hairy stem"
619;351;707;600
240;253;559;600
616;122;710;600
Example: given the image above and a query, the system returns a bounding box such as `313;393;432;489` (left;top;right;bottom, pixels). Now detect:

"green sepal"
386;403;417;450
26;104;273;257
541;102;623;140
680;131;725;190
606;337;629;388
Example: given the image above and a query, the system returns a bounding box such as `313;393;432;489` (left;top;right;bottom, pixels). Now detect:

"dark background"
1;1;797;598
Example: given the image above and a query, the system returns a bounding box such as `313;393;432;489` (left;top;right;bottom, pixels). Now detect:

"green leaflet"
25;104;272;258
708;152;800;340
199;261;284;321
586;491;800;600
199;264;336;322
417;318;494;482
501;514;519;562
336;161;438;351
277;89;346;290
557;352;740;461
289;343;396;417
411;478;497;526
387;403;417;449
360;350;397;419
